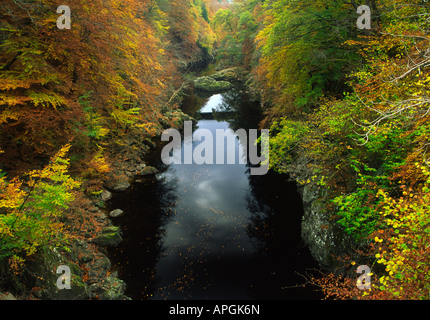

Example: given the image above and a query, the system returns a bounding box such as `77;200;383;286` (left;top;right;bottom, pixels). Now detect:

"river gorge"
106;86;323;300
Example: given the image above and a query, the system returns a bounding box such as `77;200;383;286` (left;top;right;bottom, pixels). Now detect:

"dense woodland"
0;0;429;300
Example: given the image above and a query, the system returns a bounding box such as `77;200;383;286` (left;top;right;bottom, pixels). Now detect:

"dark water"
107;87;322;300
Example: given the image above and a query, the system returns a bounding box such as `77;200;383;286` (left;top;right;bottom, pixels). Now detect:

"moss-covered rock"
163;109;194;129
89;272;130;300
211;67;239;82
193;76;232;92
93;226;123;247
24;246;91;300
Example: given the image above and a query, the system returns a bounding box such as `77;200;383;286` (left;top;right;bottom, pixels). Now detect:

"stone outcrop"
193;76;232;92
287;156;356;273
210;67;239;82
93;226;123;247
0;195;129;300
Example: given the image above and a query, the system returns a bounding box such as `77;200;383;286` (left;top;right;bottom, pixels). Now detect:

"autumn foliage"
0;0;215;277
213;0;430;300
0;144;80;269
1;0;429;300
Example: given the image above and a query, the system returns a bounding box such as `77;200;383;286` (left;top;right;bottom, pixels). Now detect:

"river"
107;86;322;300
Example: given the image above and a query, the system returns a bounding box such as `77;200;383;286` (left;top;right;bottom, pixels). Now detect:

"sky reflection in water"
154;118;256;299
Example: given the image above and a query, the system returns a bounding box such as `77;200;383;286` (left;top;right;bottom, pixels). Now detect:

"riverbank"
0;100;194;301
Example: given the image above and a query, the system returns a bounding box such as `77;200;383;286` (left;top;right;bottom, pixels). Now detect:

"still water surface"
108;88;322;300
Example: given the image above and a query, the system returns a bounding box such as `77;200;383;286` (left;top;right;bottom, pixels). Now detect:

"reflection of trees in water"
213;87;263;132
156;169;180;224
181;87;212;116
210;86;313;298
245;171;313;299
212;87;305;248
215;86;314;297
211;87;264;169
246;172;303;246
107;163;179;300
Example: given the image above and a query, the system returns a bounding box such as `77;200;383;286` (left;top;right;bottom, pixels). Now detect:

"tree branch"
0;51;22;71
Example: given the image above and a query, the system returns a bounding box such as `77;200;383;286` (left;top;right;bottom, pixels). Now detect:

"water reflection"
199;94;223;113
107;87;322;300
106;171;178;299
153;119;255;299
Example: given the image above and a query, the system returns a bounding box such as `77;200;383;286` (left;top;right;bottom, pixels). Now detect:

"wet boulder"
109;209;124;218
